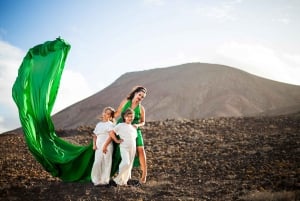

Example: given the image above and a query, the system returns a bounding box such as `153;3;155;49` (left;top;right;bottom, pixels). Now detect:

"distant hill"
52;63;300;129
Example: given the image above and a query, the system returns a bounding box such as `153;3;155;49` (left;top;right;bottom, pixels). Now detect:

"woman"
114;86;147;184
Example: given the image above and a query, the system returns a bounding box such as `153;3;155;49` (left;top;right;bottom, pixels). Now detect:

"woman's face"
133;91;146;102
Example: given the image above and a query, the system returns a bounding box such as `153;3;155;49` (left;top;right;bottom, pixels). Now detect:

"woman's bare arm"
134;105;146;128
114;99;127;118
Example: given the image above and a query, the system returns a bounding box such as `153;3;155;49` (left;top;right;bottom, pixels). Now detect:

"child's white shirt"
113;123;137;148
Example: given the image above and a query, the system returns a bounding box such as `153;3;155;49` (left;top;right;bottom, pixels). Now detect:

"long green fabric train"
12;38;94;182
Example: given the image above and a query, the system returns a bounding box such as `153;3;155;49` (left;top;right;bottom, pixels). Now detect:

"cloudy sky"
0;0;300;133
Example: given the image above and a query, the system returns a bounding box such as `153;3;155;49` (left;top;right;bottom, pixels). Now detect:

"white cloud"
201;0;242;22
0;116;9;134
283;53;300;65
0;40;24;106
216;41;300;85
272;12;291;25
53;69;95;114
0;40;23;133
276;18;290;24
207;6;235;21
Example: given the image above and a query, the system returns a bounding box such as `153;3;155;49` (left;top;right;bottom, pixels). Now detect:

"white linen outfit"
113;123;137;185
91;121;114;185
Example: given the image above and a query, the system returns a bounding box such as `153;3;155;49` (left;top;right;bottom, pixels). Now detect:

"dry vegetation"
1;113;299;201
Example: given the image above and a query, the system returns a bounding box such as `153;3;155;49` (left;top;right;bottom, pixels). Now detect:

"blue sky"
1;0;300;133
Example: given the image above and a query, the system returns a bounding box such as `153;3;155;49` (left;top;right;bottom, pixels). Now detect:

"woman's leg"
137;146;147;183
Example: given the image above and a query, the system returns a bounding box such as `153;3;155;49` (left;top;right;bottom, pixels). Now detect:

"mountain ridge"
51;63;300;130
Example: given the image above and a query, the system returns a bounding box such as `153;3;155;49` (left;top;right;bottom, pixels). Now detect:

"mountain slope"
52;63;300;129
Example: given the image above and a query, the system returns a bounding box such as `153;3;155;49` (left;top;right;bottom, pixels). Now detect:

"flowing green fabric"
12;38;94;182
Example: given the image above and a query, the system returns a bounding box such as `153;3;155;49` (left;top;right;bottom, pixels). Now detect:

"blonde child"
91;107;115;186
103;108;137;186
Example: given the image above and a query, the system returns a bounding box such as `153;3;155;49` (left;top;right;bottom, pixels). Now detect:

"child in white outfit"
103;108;137;186
91;107;115;186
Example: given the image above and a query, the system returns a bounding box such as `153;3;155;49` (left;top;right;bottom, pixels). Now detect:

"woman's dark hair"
121;108;134;121
127;86;147;100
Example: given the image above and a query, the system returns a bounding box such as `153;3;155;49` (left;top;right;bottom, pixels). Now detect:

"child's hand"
117;139;124;144
102;146;108;154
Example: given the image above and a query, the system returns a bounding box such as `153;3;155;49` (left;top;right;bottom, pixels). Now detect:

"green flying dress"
12;38;94;182
110;100;142;176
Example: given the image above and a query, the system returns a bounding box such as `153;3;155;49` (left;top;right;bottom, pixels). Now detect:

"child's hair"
121;108;134;122
98;106;115;123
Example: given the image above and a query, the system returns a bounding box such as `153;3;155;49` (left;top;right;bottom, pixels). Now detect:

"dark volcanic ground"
1;114;300;201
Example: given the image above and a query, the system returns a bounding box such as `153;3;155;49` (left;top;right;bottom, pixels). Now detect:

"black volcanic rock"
1;114;300;200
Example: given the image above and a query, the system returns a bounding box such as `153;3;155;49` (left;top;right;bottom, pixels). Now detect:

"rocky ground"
1;113;300;201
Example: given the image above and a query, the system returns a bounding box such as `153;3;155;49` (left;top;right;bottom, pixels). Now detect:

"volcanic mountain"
52;63;300;130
